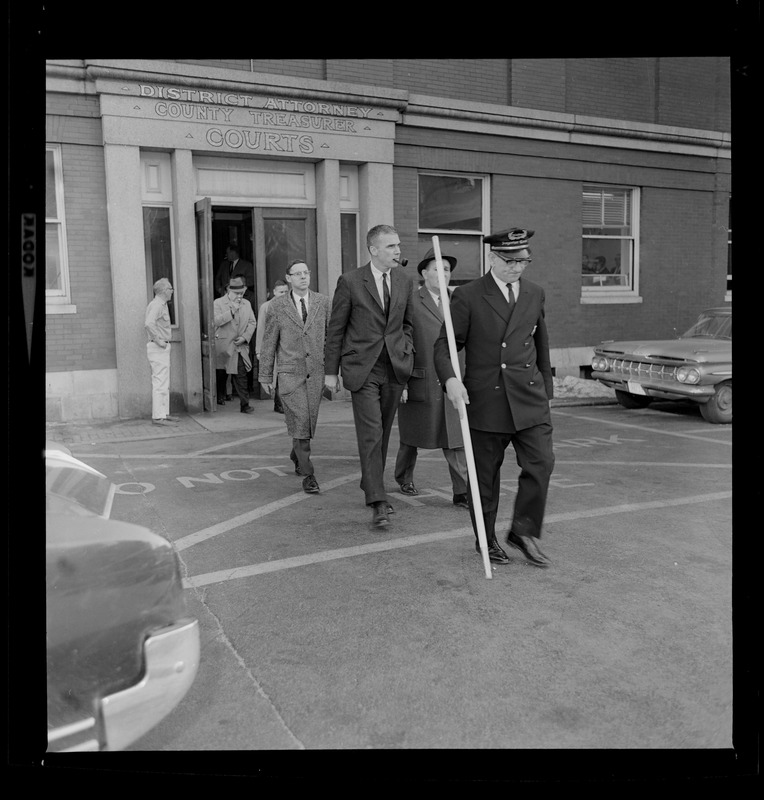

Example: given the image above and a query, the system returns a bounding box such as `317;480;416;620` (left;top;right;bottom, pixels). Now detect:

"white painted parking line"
79;453;732;470
173;471;362;552
554;460;730;468
181;490;731;588
189;428;286;456
553;410;732;445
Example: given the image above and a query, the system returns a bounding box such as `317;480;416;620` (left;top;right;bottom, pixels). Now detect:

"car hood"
595;336;730;362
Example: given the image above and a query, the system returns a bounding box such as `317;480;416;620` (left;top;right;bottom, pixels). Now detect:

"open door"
195;198;216;412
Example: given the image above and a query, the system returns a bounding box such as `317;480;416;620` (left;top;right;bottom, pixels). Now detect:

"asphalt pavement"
42;378;745;774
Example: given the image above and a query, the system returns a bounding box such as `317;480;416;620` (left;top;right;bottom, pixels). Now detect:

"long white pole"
432;236;493;580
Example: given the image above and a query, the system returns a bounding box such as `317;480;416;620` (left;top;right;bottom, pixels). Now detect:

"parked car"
590;306;732;423
45;442;200;751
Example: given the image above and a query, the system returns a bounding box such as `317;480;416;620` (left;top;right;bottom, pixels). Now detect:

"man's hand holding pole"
432;236;493;579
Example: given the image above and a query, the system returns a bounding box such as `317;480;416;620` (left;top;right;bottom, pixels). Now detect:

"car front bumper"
590;372;718;402
48;617;200;752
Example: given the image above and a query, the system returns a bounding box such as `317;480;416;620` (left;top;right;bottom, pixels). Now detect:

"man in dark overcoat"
324;224;415;528
394;247;469;509
433;228;555;567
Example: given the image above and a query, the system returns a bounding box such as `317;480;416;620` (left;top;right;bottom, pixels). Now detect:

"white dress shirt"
370;263;391;309
291;290;309;315
491;270;519;302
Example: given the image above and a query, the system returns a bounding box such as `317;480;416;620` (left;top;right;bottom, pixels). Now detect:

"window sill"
580;294;643;305
46;303;77;314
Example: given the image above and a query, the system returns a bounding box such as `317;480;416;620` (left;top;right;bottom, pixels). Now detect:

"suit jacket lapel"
362;263;386;313
420;287;443;322
482;273;511;325
283;294;301;327
504;279;527;337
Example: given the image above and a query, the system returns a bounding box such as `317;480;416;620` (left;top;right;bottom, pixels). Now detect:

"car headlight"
592;355;609;372
676;366;701;384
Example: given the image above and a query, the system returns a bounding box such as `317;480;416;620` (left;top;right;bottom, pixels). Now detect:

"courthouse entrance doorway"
195;199;317;411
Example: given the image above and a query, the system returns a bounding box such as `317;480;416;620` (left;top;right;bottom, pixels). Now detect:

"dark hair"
286;259;308;276
367;224;397;249
226;243;240;255
273;279;287;289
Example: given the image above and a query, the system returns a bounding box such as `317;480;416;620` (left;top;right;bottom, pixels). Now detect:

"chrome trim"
48;717;96;743
101;618;200;751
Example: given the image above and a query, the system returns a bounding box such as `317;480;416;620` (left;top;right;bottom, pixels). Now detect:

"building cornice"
45;60;730;157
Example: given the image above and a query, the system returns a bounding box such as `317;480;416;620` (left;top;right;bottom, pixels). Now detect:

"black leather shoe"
216;398;225;406
225;394;233;401
241;406;254;414
505;531;551;567
371;502;390;528
274;404;284;414
453;493;469;509
302;475;320;494
399;483;419;495
475;539;511;565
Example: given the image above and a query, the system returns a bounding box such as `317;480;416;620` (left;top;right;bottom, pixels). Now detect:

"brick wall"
327;59;394;86
393;59;508;105
566;58;657;124
165;58;729;132
658;57;730;131
46;139;116;372
511;59;566;112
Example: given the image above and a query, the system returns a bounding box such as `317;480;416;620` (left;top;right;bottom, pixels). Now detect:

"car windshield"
681;312;731;340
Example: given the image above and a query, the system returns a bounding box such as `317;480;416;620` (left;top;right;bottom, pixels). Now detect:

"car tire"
699;381;732;424
615;389;653;409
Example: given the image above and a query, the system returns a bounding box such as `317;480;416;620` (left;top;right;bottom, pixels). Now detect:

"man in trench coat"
213;275;257;413
434;227;555;567
259;260;332;494
394;247;469;509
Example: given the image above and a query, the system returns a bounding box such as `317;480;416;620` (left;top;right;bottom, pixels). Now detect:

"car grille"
607;359;679;381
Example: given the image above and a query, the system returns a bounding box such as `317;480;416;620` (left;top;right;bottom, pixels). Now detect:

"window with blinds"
46;145;73;309
581;184;638;292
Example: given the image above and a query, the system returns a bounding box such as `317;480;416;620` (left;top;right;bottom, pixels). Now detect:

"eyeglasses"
288;271;311;278
494;254;532;265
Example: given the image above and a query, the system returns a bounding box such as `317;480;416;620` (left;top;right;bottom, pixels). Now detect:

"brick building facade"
44;58;730;422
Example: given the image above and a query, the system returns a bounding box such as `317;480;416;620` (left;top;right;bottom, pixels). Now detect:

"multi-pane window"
418;173;487;284
582;184;639;291
46;145;72;307
143;206;177;325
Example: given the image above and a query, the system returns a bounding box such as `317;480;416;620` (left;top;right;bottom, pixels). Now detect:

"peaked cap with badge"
483;227;534;252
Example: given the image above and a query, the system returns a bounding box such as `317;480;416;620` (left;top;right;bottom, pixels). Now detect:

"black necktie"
300;298;307;323
506;283;515;311
383;273;390;316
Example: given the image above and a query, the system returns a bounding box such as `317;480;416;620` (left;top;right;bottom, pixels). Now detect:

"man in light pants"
145;277;180;426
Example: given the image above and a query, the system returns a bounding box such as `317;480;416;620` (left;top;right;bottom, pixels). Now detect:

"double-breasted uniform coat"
258;290;332;439
434;272;555;539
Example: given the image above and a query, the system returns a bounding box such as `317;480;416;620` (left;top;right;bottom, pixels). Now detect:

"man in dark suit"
324;224;415;528
434;227;555;567
215;244;254;300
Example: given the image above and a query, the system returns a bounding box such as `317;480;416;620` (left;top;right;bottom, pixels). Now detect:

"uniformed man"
433;227;555;566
